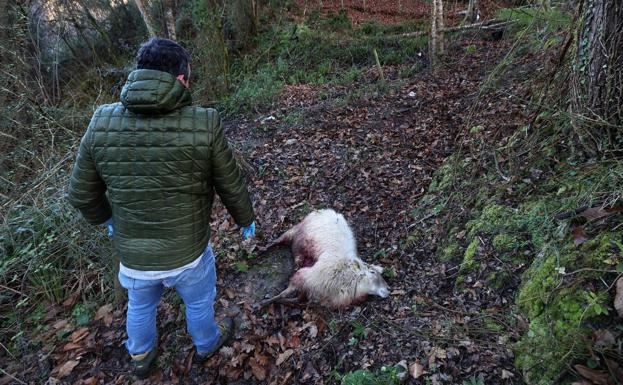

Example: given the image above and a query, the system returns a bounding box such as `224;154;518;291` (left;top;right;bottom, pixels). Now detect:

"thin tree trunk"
164;0;176;40
251;0;259;32
134;0;157;37
465;0;479;23
430;0;445;67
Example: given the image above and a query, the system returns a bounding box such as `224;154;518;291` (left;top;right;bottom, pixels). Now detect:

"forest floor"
0;27;538;384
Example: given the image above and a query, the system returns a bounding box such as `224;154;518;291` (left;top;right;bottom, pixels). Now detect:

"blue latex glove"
241;221;256;240
102;218;113;237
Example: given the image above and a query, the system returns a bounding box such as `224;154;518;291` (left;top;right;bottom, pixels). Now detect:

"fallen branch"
395;19;516;38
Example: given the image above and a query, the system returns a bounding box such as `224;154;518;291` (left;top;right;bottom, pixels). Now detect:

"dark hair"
136;38;190;78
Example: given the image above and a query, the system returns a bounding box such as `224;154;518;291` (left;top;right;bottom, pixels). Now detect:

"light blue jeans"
118;245;220;355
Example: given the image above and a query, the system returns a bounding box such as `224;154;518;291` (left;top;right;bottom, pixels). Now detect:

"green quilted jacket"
68;69;254;270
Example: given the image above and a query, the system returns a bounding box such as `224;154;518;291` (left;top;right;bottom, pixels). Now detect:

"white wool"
297;258;372;307
296;209;358;262
270;209;390;308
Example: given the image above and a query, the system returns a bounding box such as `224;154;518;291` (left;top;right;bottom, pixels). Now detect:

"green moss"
514;233;618;384
466;204;515;238
483;317;505;333
463;239;478;267
427;156;462;193
440;242;461;262
492;233;522;253
486;271;513;290
456;238;480;283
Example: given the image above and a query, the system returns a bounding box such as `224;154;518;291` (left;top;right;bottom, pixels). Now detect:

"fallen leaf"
572;225;588;246
614;277;623;318
55;360;80;379
579;206;623;221
593;329;616;350
82;377;98;385
287;334;300;348
52;319;70;330
94;304;113;326
501;369;514;379
574;364;609;385
248;358;266;381
307;324;318;338
70;327;90;343
63;342;83;351
395;360;408;382
225;288;236;299
604;358;623;381
276;349;294;366
254;352;269;366
63;293;79;307
220;346;235;358
409;361;424;379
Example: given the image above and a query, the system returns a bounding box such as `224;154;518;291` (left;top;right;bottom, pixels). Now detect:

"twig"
492;151;511;181
372;48;385;82
0;284;25;296
564;268;620;276
0;368;26;385
554;206;589;220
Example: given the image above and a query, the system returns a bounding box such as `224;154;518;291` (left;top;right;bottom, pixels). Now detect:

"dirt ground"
0;4;537;385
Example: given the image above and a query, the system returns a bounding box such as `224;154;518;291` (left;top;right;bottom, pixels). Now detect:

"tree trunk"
229;0;257;50
572;0;623;150
465;0;479;23
134;0;158;37
430;0;445;67
164;0;177;40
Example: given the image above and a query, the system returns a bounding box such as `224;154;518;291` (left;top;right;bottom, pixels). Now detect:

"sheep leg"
256;284;299;309
261;225;300;252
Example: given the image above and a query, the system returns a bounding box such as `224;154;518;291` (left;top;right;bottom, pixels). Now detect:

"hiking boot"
131;347;158;379
194;317;235;363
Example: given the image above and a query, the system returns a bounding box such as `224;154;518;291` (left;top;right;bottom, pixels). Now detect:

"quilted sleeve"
67;123;112;225
210;112;255;227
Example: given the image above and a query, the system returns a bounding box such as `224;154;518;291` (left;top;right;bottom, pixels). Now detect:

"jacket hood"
120;69;192;114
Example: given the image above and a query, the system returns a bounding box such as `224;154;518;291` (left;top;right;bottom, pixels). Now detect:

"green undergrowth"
411;117;622;384
408;5;621;382
497;5;571;54
339;364;405;385
219;11;428;115
0;190;111;355
413;135;622;383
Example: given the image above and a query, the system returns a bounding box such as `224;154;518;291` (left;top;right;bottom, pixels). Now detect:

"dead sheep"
259;209;390;308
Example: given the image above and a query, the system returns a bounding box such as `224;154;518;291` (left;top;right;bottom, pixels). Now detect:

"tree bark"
228;0;257;51
572;0;623;150
134;0;157;37
430;0;445;67
465;0;479;23
164;0;177;40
